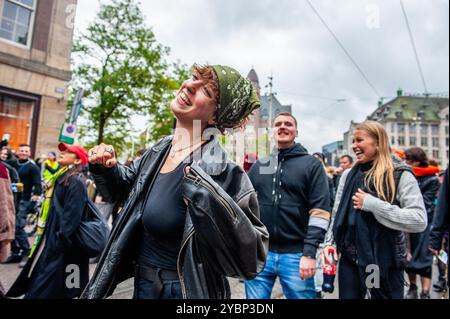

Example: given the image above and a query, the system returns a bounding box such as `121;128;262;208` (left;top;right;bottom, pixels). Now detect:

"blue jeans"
245;251;316;299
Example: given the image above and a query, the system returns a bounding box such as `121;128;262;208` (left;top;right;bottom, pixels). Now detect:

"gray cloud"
74;0;449;152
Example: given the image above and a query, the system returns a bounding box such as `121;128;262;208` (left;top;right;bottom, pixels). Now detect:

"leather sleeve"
182;163;269;280
89;155;143;203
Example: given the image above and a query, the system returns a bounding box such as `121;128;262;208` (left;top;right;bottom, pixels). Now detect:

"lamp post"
265;75;274;154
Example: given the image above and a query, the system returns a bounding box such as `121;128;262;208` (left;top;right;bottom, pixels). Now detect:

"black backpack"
53;192;109;258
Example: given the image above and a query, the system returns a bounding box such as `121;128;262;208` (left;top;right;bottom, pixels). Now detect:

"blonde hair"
355;121;396;203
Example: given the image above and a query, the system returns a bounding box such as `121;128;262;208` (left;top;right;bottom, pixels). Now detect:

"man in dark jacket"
3;144;41;266
430;169;449;289
333;155;354;189
245;112;331;299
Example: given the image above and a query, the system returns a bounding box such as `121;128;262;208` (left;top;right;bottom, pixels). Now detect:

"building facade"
336;90;449;168
342;120;360;161
322;140;345;167
221;68;293;164
366;90;449;168
0;0;77;157
247;68;292;132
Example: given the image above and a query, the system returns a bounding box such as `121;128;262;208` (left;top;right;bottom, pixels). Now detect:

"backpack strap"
392;166;413;206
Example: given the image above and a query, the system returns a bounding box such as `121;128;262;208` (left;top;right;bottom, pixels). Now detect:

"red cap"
58;142;88;166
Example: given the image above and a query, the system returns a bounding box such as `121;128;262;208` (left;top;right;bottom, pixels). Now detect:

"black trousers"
338;255;405;299
133;265;182;299
11;200;33;256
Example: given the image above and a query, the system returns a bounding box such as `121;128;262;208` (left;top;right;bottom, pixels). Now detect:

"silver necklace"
169;141;204;158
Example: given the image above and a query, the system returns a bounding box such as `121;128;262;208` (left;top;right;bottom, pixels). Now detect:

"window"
433;150;440;160
409;123;416;134
431;124;439;135
446;126;449;135
398;137;405;146
421;137;428;147
409;137;417;146
398;123;405;134
0;0;36;46
446;138;449;147
432;137;440;147
421;124;429;135
391;136;396;145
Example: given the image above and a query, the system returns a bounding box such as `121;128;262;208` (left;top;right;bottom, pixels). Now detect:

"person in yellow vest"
42;152;60;182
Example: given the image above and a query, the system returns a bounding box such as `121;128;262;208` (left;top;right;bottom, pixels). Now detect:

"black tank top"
137;162;187;270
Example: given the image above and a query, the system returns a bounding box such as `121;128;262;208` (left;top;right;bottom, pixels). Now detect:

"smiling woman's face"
170;74;218;129
352;129;378;164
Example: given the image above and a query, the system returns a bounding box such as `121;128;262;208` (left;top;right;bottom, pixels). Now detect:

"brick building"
0;0;77;157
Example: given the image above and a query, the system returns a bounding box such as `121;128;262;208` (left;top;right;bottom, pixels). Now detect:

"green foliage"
70;0;188;155
149;62;190;141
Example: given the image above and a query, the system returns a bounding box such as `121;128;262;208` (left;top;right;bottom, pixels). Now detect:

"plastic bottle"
322;248;336;293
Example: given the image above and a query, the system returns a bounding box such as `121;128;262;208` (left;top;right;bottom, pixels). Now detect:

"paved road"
1;236;447;299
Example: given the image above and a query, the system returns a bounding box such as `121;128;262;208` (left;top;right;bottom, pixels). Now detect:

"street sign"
70;89;84;124
59;123;77;145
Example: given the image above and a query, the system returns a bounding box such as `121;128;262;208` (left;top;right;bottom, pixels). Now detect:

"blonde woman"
323;121;427;299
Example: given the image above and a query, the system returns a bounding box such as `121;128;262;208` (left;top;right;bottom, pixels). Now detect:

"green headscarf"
212;65;261;129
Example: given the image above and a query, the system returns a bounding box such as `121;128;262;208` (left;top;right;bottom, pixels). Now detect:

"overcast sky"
73;0;449;152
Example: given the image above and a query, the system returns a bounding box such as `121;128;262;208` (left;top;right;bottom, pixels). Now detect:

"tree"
71;0;185;153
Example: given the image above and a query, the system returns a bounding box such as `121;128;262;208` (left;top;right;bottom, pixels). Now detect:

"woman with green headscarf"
82;64;269;299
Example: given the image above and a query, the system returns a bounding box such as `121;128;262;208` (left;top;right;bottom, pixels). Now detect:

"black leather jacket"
80;136;269;299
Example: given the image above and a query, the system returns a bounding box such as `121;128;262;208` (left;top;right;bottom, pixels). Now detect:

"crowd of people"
0;64;448;300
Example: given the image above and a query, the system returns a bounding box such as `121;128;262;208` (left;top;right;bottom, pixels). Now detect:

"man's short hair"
19;144;31;149
340;155;353;164
273;112;298;128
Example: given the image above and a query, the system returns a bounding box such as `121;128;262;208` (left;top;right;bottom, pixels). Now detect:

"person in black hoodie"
245;112;331;299
3;144;41;266
403;147;440;299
